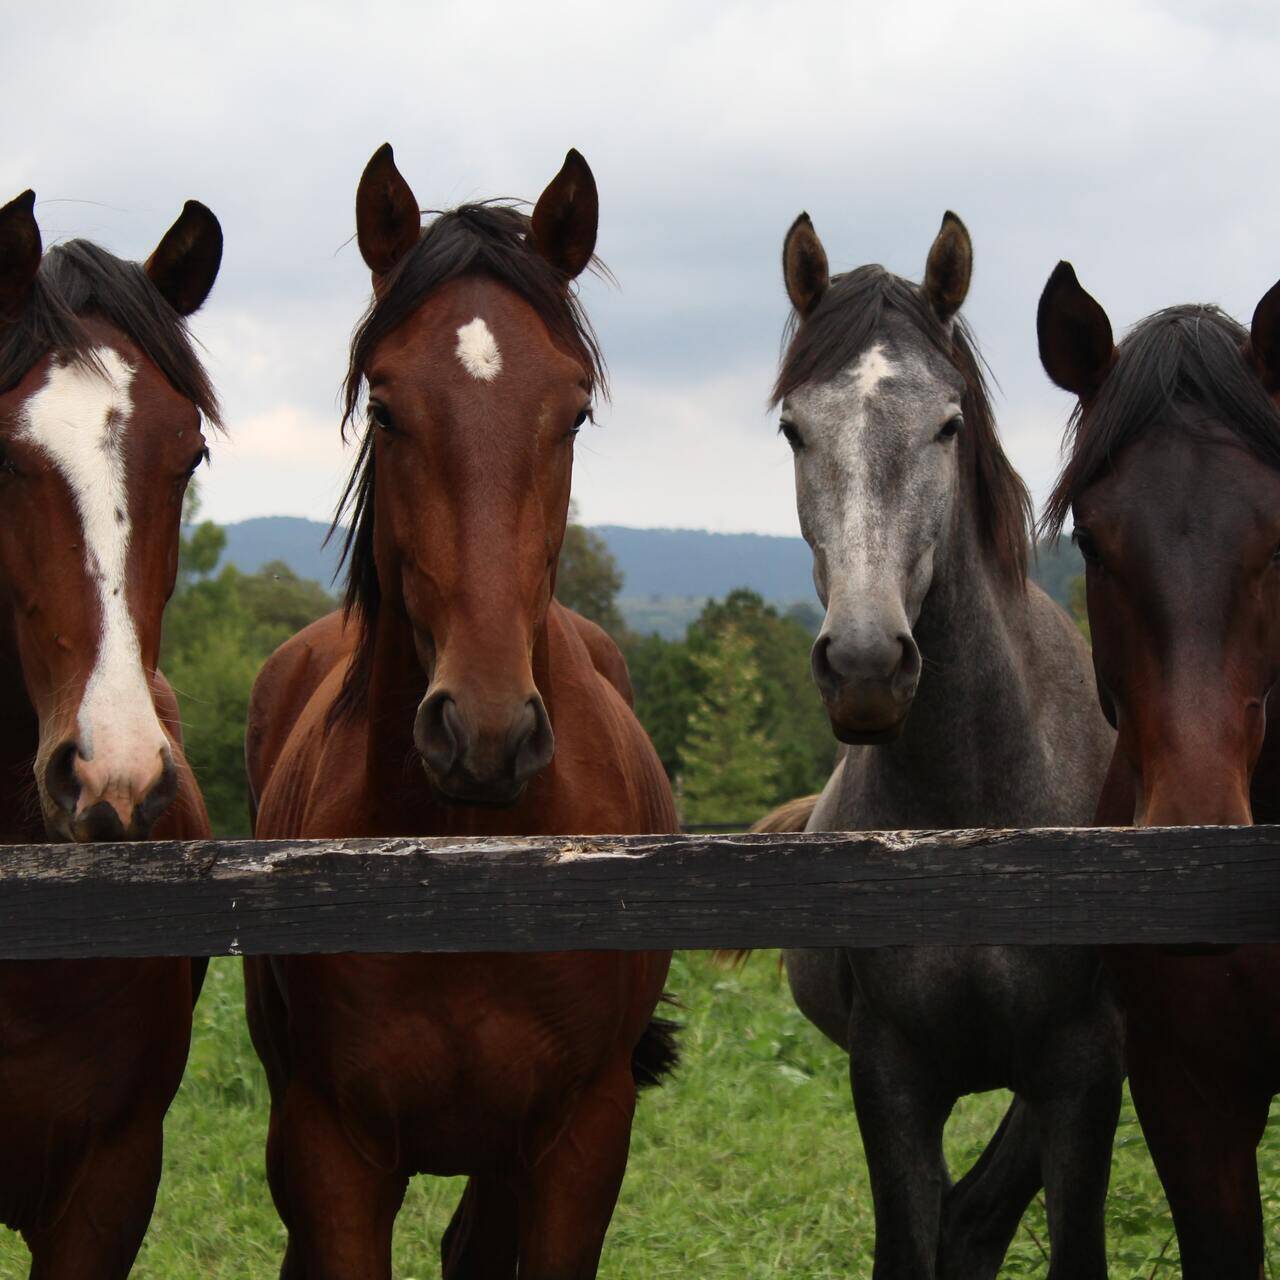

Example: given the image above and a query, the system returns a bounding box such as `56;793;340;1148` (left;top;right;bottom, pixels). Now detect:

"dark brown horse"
0;190;221;1275
1039;263;1280;1278
244;145;677;1279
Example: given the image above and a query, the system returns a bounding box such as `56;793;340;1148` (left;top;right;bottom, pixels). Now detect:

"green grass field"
4;953;1280;1278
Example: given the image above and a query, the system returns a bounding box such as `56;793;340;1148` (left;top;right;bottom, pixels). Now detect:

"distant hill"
219;517;344;588
213;516;1082;638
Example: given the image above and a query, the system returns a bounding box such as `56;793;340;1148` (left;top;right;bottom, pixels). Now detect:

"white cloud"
573;364;801;535
4;0;1280;533
200;403;353;524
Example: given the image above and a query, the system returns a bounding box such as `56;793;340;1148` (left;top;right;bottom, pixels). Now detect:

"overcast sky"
3;0;1277;537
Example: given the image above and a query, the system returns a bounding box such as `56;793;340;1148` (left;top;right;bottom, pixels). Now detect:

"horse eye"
570;407;589;434
369;401;395;432
938;414;963;441
779;420;803;451
1073;528;1102;566
185;446;209;477
0;445;18;477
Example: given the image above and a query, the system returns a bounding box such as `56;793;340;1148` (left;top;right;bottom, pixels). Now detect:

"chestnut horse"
244;146;677;1279
0;190;221;1275
1038;264;1280;1278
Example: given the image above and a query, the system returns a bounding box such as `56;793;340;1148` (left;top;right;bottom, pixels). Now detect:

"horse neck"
862;490;1039;824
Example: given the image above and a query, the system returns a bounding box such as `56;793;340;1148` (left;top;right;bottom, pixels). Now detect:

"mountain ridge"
213;515;1082;638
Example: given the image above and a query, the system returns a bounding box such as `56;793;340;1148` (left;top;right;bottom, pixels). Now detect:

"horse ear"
356;143;421;277
1037;261;1116;400
530;149;598;279
0;190;42;323
146;201;223;316
782;213;829;317
923;211;972;323
1247;276;1280;393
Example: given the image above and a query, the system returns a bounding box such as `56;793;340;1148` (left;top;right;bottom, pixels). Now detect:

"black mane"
329;201;606;725
0;239;220;424
1041;304;1280;535
774;265;1031;588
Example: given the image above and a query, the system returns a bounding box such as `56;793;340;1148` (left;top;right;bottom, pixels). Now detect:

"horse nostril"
416;692;464;778
811;634;837;694
45;740;82;816
136;753;179;834
510;697;555;785
897;634;921;687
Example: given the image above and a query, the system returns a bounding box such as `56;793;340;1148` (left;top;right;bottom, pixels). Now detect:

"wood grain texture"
0;827;1276;957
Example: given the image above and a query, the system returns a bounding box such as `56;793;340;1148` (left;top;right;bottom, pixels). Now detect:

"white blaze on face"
793;344;899;588
789;339;960;639
455;316;503;381
19;349;166;773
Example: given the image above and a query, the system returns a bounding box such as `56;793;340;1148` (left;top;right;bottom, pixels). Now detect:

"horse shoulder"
556;604;635;707
1022;582;1106;721
545;605;677;834
1019;579;1114;815
246;610;354;824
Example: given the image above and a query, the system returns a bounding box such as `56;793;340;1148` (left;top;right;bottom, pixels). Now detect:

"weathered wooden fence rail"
1;826;1278;958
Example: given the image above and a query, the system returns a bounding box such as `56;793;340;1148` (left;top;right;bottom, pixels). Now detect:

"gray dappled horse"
776;212;1119;1279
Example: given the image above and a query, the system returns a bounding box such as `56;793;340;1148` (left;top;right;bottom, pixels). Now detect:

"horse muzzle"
811;625;921;743
42;739;178;842
414;688;555;806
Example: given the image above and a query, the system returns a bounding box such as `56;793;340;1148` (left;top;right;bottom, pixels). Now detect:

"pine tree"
678;625;781;827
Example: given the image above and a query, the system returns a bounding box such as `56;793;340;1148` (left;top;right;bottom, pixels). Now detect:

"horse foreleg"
515;1062;636;1280
23;1119;163;1280
938;1095;1042;1280
1035;1082;1120;1279
272;1084;406;1280
849;1022;952;1280
1127;1029;1269;1280
1015;1001;1124;1280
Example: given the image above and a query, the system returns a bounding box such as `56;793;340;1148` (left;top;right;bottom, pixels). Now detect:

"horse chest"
847;945;1109;1092
0;959;191;1229
280;952;634;1174
837;751;1050;832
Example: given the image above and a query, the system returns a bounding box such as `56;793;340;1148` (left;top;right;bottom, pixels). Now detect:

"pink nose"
45;740;178;841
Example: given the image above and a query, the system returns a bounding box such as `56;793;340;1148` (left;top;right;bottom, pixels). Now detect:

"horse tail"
632;999;680;1089
712;793;822;968
750;792;821;834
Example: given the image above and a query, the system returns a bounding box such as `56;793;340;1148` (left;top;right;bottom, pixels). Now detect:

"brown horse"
1038;262;1280;1279
0;190;221;1275
245;145;677;1279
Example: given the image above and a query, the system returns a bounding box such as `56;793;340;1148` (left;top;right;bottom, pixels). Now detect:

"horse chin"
829;716;909;746
420;762;528;809
42;812;76;843
41;800;152;844
823;692;913;745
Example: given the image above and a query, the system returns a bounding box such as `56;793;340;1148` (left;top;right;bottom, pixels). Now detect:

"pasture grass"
4;953;1280;1277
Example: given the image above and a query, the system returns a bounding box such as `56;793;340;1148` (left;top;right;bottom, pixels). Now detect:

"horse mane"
329;201;607;726
0;239;220;425
773;265;1031;590
1041;304;1280;536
